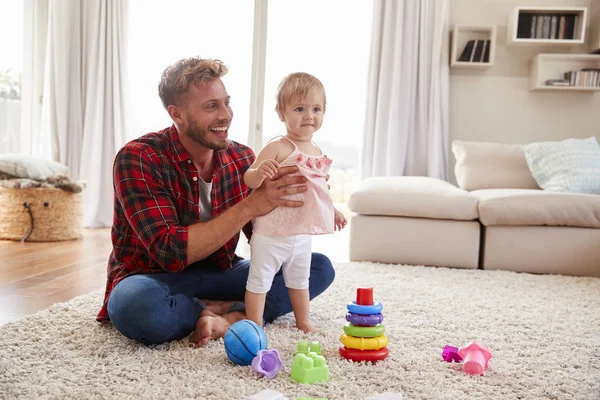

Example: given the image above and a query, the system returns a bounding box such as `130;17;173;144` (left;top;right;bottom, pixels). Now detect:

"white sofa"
348;141;600;277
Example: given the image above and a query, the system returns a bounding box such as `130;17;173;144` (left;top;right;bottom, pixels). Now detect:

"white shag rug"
1;262;599;400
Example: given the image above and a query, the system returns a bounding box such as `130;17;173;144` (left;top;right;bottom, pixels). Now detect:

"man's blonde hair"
275;72;327;117
158;57;228;110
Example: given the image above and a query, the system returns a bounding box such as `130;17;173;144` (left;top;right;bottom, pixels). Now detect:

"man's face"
182;78;233;150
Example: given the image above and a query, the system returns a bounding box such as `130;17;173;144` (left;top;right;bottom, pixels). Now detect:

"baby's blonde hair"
275;72;327;117
158;57;228;109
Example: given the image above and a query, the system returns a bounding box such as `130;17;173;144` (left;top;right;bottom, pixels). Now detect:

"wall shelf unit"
450;25;496;69
507;6;587;46
530;54;600;92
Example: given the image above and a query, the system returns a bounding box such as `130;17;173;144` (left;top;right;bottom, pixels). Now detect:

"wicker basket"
0;186;83;241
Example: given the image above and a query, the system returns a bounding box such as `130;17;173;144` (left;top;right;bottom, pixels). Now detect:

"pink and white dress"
246;137;334;293
252;137;334;237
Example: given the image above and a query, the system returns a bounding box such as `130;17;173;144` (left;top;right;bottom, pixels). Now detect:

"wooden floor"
0;229;112;326
0;227;349;326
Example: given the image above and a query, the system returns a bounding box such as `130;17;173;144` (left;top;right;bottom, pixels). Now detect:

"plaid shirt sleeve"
113;144;188;272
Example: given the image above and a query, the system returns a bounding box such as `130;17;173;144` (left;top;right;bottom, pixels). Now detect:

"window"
262;0;373;203
127;0;255;143
127;1;373;204
0;1;24;153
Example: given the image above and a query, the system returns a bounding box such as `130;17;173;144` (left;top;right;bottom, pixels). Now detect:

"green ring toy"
343;322;385;338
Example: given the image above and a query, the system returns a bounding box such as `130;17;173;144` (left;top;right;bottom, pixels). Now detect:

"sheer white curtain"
40;0;129;227
361;0;449;179
21;0;48;156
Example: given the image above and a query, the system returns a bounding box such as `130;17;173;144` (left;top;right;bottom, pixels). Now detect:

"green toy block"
295;340;322;356
290;352;329;384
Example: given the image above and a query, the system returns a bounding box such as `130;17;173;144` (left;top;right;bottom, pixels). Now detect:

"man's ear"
168;105;185;124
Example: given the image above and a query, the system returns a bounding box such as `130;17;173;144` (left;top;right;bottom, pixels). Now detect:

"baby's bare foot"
189;310;231;348
297;321;318;334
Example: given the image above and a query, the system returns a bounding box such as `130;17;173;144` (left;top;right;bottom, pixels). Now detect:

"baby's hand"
258;159;280;180
334;208;347;231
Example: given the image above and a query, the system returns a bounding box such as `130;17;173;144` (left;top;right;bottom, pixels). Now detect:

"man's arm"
113;145;191;272
186;165;307;263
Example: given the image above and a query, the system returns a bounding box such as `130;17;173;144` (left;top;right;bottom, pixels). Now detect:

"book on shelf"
542;15;551;39
457;39;492;63
529;15;537;38
482;40;491;62
458;40;476;62
550;16;558;39
472;40;485;62
565;15;577;40
545;79;570;86
564;69;600;87
517;14;532;38
516;12;579;39
557;15;565;40
536;15;544;38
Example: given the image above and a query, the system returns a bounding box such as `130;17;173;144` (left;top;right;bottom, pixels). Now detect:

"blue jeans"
107;253;335;344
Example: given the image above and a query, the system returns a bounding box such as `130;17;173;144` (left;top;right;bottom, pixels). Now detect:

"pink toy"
251;349;283;379
457;341;492;375
441;345;462;363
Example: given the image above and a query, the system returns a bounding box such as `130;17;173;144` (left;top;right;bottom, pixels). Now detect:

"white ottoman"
348;177;480;269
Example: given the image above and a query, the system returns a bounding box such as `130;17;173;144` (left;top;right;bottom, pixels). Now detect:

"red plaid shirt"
97;125;255;322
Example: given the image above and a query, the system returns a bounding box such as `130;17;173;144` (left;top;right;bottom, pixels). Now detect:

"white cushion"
452;141;539;191
0;154;68;180
524;137;600;194
348;176;478;221
483;226;600;277
350;214;480;269
471;189;600;229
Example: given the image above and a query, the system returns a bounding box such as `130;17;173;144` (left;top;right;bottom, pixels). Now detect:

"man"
97;57;335;346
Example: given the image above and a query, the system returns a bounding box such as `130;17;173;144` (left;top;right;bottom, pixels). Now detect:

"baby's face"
281;92;325;139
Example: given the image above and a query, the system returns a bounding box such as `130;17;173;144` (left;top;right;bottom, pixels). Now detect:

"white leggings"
246;233;312;294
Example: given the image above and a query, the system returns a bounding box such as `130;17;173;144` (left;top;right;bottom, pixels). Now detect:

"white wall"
589;0;600;51
448;0;600;183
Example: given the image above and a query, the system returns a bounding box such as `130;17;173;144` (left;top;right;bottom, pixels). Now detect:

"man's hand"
246;165;307;217
334;208;347;231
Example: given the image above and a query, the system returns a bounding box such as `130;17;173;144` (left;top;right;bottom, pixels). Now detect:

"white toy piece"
365;392;403;400
247;389;289;400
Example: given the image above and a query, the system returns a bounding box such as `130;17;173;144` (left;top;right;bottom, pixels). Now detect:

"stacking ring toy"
346;301;382;315
343;322;385;338
340;333;388;351
346;312;384;326
339;346;389;363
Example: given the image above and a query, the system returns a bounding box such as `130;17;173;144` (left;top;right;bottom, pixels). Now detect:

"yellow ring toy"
343;322;385;338
339;333;388;351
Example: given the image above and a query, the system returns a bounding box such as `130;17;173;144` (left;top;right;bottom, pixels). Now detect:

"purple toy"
442;345;462;363
251;349;283;379
346;312;384;327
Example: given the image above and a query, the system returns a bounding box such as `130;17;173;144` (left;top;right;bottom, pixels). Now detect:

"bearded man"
97;57;335;346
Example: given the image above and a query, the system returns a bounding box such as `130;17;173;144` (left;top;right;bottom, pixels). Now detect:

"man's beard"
186;118;229;150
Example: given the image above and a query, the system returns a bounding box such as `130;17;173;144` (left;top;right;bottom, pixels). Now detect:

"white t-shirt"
198;178;212;222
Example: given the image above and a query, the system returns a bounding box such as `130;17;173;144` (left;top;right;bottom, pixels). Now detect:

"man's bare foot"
297;321;318;334
189;310;231;348
189;310;246;348
200;299;236;315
